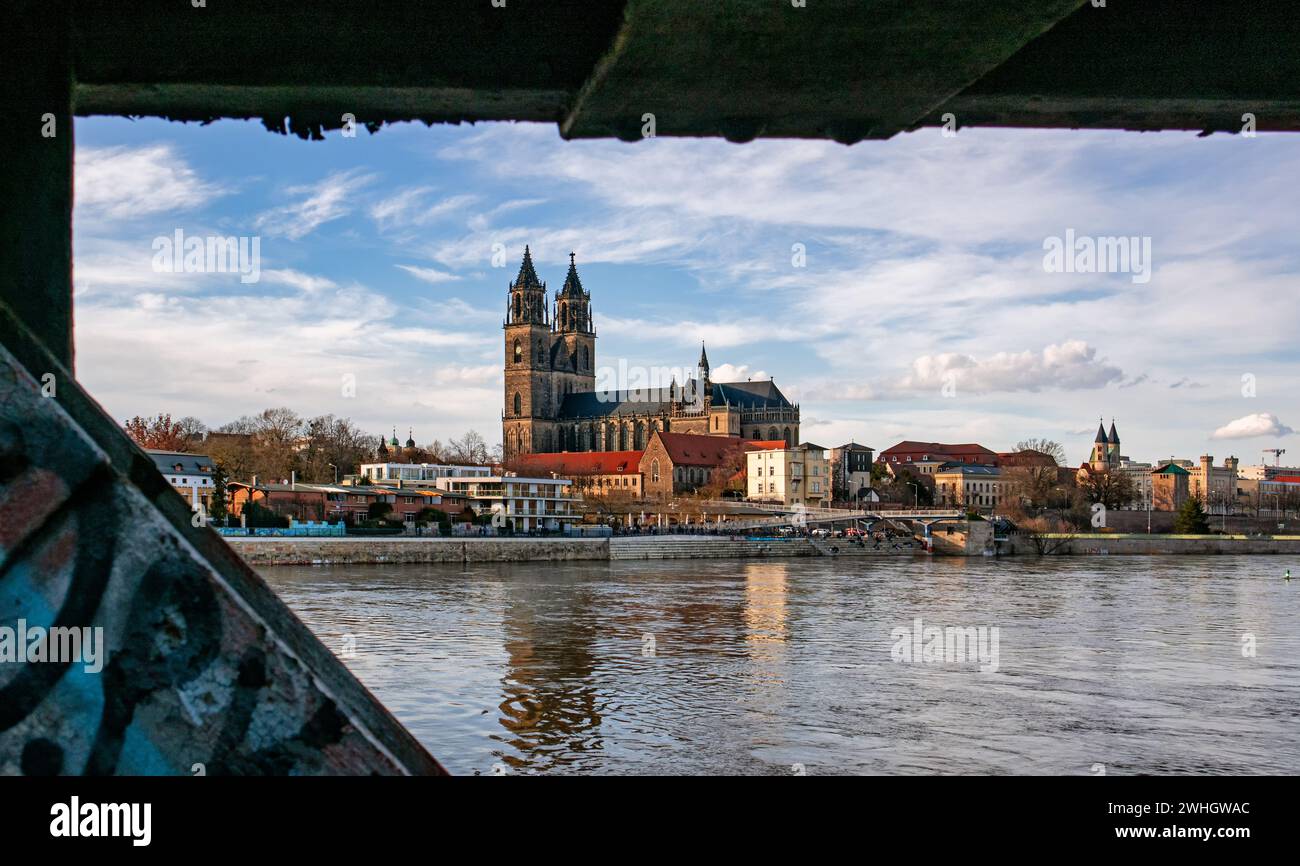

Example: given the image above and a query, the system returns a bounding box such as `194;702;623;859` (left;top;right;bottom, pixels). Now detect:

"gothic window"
513;339;522;363
582;346;589;370
513;295;520;319
783;427;792;445
513;392;522;416
768;426;778;440
652;459;660;483
537;339;545;362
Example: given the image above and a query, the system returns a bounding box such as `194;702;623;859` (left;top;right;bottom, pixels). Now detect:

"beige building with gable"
747;442;831;507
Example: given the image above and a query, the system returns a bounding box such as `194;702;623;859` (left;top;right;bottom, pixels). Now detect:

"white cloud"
369;188;476;229
1211;413;1294;440
396;264;461;284
75;144;224;220
262;269;338;294
891;340;1123;396
255;170;374;239
712;362;769;383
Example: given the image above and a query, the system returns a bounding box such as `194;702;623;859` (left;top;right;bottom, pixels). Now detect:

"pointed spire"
1094;417;1108;443
560;250;585;297
699;341;710;372
1108;418;1119;445
513;245;542;289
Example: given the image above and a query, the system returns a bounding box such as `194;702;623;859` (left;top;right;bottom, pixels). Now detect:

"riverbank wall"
1006;533;1300;556
227;530;1300;565
227;537;609;565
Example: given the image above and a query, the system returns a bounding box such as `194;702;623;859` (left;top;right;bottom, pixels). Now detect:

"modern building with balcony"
435;475;579;532
357;462;493;487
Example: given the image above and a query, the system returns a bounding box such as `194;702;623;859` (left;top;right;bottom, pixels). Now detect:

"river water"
261;556;1300;775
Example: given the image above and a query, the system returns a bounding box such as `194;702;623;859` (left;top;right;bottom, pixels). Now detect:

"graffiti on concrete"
0;342;443;775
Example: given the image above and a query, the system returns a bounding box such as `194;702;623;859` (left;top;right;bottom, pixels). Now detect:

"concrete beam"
71;0;626;137
924;0;1300;134
561;0;1088;143
0;0;74;368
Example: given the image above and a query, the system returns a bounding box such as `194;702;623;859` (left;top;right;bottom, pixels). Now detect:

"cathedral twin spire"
508;246;591;334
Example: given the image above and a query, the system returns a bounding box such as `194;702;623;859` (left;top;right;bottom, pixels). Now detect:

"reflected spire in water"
496;581;604;773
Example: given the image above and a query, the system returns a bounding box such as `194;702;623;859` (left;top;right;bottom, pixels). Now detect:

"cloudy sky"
73;117;1297;467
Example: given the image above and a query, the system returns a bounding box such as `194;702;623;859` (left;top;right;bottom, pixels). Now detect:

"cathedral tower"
503;246;555;458
554;252;596;395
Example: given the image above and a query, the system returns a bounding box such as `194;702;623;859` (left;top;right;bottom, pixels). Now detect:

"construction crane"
1263;448;1286;466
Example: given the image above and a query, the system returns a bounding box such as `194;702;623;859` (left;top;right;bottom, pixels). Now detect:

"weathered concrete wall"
228;537;609;566
1004;534;1300;556
928;522;995;556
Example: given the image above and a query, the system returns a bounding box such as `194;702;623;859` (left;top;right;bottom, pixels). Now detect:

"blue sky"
73;117;1298;467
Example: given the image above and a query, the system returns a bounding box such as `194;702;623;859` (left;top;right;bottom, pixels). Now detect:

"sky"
73;117;1298;468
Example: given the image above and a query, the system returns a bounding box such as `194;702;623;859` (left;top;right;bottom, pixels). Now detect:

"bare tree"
1015;438;1067;465
446;430;490;464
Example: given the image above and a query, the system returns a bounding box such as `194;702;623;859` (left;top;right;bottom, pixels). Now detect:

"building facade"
1151;462;1190;512
934;463;1003;509
435;475;578;532
358;462;492;487
501;247;799;458
1187;454;1240;513
147;449;216;514
511;450;645;498
638;431;768;500
746;442;831;507
829;442;875;502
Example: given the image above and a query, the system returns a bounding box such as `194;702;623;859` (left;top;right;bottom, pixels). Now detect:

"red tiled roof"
652;432;751;467
513;450;644;476
747;440;788;451
880;440;996;456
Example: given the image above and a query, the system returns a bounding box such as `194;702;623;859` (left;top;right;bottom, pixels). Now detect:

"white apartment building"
435;475;579;532
147;449;216;513
746;442;831;507
358;462;492;487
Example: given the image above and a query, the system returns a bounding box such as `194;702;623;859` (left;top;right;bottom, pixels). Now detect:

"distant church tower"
1090;417;1121;470
502;247;596;459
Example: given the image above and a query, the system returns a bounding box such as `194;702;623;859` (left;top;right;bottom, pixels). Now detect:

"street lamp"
906;482;919;510
328;463;339;484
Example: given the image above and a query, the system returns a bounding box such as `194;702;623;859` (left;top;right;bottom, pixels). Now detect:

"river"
261;555;1300;775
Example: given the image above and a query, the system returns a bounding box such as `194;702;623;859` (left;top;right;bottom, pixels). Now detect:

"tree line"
124;410;499;484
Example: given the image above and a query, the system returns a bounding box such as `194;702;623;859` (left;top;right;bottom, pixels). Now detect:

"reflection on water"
262;556;1300;775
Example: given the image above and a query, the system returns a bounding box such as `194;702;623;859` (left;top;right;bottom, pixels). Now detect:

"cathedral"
502;247;800;458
